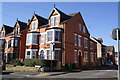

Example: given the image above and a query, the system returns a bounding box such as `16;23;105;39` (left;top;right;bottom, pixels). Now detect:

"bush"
10;58;21;66
23;59;58;68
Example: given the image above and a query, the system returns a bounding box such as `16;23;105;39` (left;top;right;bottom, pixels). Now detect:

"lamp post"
50;42;55;72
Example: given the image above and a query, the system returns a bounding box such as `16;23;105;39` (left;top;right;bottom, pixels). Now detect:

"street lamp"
50;42;55;72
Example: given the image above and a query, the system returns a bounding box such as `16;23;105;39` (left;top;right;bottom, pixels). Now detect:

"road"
2;69;117;80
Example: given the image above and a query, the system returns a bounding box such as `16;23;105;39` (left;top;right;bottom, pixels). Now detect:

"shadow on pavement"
2;71;13;75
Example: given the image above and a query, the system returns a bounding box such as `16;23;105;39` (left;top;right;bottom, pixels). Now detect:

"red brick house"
24;7;97;68
0;20;27;63
1;7;97;68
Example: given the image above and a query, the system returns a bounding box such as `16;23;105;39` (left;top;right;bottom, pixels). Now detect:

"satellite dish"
111;28;120;40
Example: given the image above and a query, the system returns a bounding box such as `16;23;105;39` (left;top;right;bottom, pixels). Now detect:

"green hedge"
23;59;58;68
10;58;21;66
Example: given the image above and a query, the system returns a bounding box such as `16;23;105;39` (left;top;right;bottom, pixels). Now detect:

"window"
50;16;59;26
40;34;44;44
90;41;93;49
83;26;86;33
8;40;11;48
33;35;37;44
78;35;81;46
1;31;5;37
11;39;14;47
79;24;82;31
47;31;53;42
55;17;58;25
32;51;36;59
27;34;31;44
74;34;77;46
84;38;88;48
15;39;19;47
74;50;77;63
26;34;37;44
54;50;60;60
17;27;20;34
50;17;54;26
84;51;88;62
6;40;8;49
55;31;60;41
46;50;51;60
91;52;94;62
31;21;37;30
26;51;30;59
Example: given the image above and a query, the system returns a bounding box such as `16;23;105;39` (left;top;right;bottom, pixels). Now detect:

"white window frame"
31;21;37;31
25;49;37;59
26;33;38;45
11;39;14;47
46;29;61;43
50;15;59;27
78;35;81;47
6;40;8;49
74;33;77;46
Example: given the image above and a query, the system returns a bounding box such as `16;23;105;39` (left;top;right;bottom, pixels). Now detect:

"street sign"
111;28;120;40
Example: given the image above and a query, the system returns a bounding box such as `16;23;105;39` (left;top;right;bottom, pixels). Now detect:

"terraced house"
1;7;98;68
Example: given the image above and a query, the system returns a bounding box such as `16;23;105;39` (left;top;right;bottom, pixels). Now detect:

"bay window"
26;34;37;45
33;35;37;44
55;31;60;41
47;31;53;42
11;39;14;47
15;39;19;47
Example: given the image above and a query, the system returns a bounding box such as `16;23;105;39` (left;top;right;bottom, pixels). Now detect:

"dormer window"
1;31;5;37
31;21;37;31
50;16;59;26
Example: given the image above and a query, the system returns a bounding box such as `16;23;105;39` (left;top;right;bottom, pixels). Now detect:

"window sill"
26;43;38;45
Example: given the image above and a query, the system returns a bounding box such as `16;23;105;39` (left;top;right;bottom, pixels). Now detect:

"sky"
1;2;118;51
